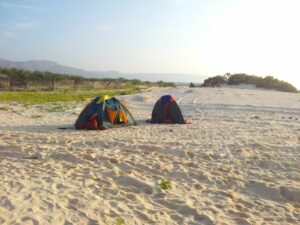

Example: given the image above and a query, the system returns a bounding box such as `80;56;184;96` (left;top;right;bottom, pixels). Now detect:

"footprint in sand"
245;180;284;202
0;217;5;224
116;175;154;194
0;196;15;211
49;152;81;163
176;205;214;224
279;186;300;203
0;145;26;160
21;216;39;225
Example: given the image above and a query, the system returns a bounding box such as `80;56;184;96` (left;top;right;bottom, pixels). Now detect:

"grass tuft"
31;114;42;118
47;105;66;112
0;106;9;111
159;179;172;190
115;217;126;225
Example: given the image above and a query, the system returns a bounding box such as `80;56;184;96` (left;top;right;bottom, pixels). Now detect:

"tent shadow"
135;119;152;126
0;120;153;133
0;124;75;132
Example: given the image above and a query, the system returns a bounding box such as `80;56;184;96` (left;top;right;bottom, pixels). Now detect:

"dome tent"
75;95;136;130
150;95;185;124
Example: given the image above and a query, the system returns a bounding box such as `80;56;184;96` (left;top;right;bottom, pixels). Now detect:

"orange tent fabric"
119;108;128;123
106;107;118;124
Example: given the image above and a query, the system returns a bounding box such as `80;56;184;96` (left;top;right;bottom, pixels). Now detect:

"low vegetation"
189;82;196;88
201;75;227;87
159;179;172;190
46;105;66;112
0;68;177;104
30;114;42;118
0;68;175;104
0;87;145;104
0;67;175;90
201;73;298;92
0;106;9;111
115;217;126;225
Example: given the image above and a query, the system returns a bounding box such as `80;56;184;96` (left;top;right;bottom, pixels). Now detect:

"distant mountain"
0;58;89;75
0;58;207;83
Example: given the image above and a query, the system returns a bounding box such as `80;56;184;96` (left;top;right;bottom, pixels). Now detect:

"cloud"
2;3;47;11
0;31;16;38
0;20;39;40
0;20;39;31
95;25;112;32
15;21;37;29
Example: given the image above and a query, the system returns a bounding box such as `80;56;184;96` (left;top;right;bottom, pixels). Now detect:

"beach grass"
115;217;126;225
159;179;172;190
0;87;145;104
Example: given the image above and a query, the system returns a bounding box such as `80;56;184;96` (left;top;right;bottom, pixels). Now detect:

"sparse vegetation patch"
0;88;145;104
159;179;172;190
115;217;126;225
201;73;298;92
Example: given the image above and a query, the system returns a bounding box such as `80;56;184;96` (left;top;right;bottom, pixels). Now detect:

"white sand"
0;86;299;225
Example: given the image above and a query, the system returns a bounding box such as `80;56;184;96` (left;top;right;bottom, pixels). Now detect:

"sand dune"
0;87;299;224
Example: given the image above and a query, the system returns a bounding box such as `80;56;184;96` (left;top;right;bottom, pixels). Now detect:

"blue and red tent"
150;95;186;124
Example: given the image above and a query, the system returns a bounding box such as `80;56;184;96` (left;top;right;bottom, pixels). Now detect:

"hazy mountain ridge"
0;58;89;76
0;58;206;83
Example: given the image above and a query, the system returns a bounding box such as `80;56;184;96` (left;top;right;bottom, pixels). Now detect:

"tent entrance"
106;103;128;125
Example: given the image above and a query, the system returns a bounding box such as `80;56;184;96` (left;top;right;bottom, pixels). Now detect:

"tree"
202;76;227;87
189;82;196;88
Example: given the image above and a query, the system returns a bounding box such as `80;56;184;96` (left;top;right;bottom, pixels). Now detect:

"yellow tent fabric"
106;107;118;124
97;95;113;104
119;108;128;123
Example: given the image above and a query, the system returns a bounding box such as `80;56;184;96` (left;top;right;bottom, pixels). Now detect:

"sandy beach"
0;86;299;225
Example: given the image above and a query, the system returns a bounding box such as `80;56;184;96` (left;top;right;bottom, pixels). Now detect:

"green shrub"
115;217;125;225
202;76;227;87
156;80;176;87
189;82;196;88
159;179;172;190
228;74;262;85
228;74;298;92
0;106;9;111
31;114;42;118
201;73;298;92
0;67;178;90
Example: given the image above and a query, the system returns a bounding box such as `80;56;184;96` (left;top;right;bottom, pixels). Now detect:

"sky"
0;0;300;88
